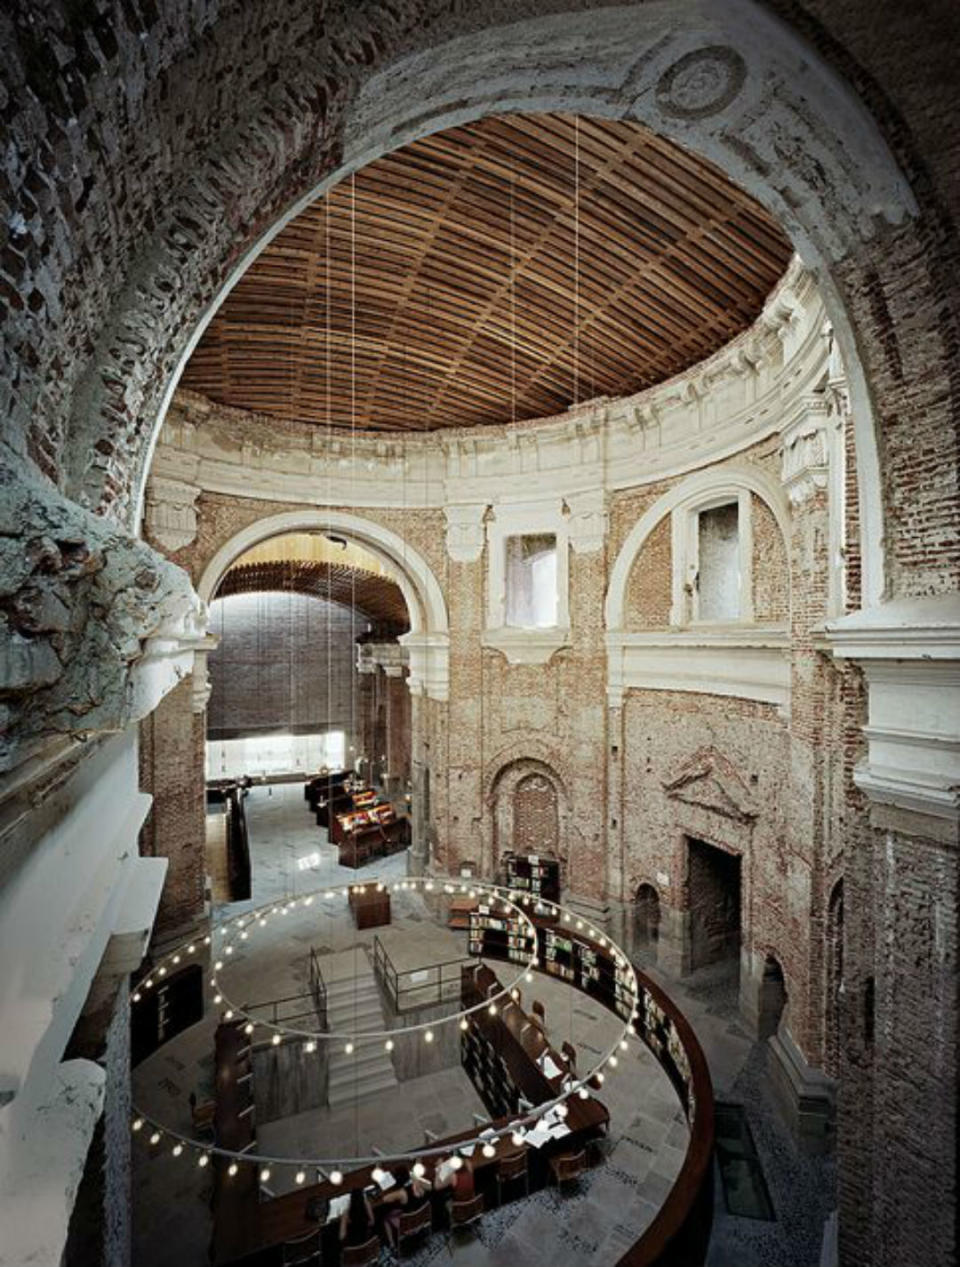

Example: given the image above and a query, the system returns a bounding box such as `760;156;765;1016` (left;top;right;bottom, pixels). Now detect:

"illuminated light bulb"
198;1153;210;1168
295;1170;306;1185
608;1055;618;1068
132;1118;144;1132
341;888;349;898
158;966;167;977
272;1033;281;1046
228;1162;238;1177
488;1004;497;1016
149;1132;161;1146
203;935;211;945
588;928;596;939
213;994;222;1005
424;1030;434;1044
172;1143;183;1157
578;1087;589;1100
556;1104;568;1120
450;1156;463;1171
576;920;584;931
412;1163;425;1179
459;1019;469;1032
595;1072;605;1085
482;1142;496;1159
619;1039;629;1051
345;1042;354;1055
259;918;267;927
144;979;154;990
425;882;434;892
187;944;196;954
240;931;248;941
225;945;234;955
304;1040;316;1054
330;1170;343;1186
260;1167;271;1183
444;884;453;894
511;989;519;1001
224;1008;233;1019
173;955;181;965
132;992;141;1003
511;1131;525;1148
214;960;223;971
385;1039;394;1052
525;973;534;984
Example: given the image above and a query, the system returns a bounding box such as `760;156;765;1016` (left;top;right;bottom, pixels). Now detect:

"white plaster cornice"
824;597;960;825
481;626;572;667
153;261;829;518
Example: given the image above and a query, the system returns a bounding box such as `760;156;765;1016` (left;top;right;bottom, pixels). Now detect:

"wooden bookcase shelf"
501;851;561;904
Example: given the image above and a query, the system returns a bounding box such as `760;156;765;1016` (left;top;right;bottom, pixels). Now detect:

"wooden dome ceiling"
183;114;793;433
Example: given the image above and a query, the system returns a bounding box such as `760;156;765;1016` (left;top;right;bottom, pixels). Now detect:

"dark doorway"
635;883;661;951
687;837;741;973
758;954;787;1040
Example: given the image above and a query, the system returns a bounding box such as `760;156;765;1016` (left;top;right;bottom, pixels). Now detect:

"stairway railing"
372;934;471;1013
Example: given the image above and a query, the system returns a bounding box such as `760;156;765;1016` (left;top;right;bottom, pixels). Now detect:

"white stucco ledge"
481;626;572;666
100;856;169;977
0;1058;105;1267
822;596;960;825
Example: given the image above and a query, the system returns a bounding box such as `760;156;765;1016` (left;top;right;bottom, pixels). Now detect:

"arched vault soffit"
110;1;915;608
605;464;791;630
196;510;448;637
483;739;574;806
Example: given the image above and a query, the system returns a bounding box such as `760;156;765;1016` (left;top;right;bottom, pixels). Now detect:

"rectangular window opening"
714;1101;776;1221
505;533;558;628
697;502;740;622
205;729;346;779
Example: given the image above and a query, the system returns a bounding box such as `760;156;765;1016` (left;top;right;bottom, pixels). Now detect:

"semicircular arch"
606;463;792;630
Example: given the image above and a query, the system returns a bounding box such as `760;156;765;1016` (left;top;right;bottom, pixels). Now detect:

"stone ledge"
768;1028;836;1156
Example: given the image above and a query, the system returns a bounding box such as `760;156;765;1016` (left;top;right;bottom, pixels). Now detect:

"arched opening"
488;757;568;884
200;530;415;902
825;880;845;1079
635;883;661;957
758;954;788;1041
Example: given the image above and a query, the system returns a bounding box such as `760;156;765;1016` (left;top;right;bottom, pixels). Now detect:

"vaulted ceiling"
215;561;409;634
183;113;793;433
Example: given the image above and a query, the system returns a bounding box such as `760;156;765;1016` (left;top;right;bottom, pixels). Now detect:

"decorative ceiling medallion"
656;47;747;120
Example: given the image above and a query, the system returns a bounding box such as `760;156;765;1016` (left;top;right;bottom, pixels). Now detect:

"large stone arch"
195;508;449;701
8;2;949;608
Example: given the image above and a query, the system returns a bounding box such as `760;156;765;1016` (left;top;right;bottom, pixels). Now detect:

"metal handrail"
308;946;328;1031
372;934;472;1014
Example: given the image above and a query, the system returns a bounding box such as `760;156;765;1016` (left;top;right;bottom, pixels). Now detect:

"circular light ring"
131;881;640;1173
202;878;544;1045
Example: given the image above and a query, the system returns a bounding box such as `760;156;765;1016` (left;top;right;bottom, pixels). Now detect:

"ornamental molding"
565;488;608;554
824;597;960;825
662;747;758;824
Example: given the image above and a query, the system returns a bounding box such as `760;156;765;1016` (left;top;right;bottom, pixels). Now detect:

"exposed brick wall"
752;493;790;622
138;676;206;932
206;590;359;739
624;515;672;628
513;772;560;854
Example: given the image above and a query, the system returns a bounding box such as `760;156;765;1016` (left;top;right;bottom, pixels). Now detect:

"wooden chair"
448;1193;484;1249
341;1235;380;1267
281;1227;322;1266
397;1202;433;1257
494;1150;529;1206
549;1149;588;1193
561;1040;577;1073
531;999;546;1025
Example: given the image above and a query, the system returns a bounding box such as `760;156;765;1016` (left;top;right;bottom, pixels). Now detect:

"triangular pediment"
662;748;757;823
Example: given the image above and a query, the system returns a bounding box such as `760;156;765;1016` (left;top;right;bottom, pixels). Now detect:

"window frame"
671;488;754;627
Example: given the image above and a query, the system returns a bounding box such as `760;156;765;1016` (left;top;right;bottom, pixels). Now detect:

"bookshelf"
468;906;530;964
502;852;561;904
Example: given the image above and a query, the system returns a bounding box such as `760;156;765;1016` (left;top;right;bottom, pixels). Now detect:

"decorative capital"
565;488;608;554
780;396;832;506
144;476;200;553
445;503;488;563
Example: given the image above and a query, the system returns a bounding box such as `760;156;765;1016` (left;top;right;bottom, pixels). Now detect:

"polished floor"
132;783;834;1266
